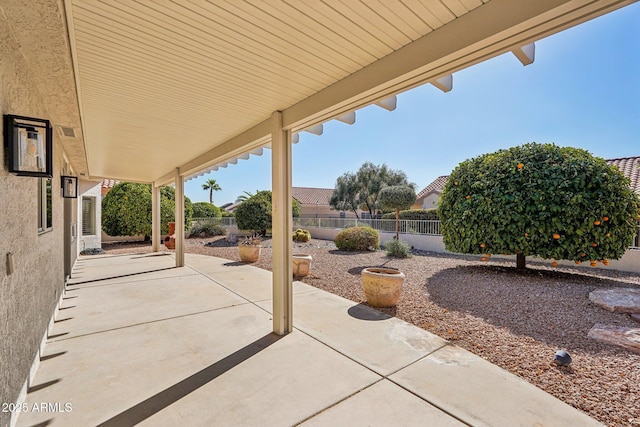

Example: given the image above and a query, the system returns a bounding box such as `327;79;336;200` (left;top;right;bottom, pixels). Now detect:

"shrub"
235;197;271;234
189;221;226;237
102;182;193;238
439;142;640;269
334;226;379;251
293;228;311;242
192;202;221;218
381;209;439;221
385;238;412;258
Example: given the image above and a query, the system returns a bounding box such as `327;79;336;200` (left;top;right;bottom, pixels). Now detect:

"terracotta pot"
238;245;261;263
292;254;312;277
164;222;176;249
361;267;405;307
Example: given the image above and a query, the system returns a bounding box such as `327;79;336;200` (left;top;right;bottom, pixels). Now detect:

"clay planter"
361;267;405;307
292;254;312;277
163;222;176;250
238;245;261;263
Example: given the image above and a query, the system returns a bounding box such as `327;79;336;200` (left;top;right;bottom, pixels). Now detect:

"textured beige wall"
0;2;75;423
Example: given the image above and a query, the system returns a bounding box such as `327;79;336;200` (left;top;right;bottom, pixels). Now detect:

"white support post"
151;183;161;252
271;110;293;335
175;170;185;267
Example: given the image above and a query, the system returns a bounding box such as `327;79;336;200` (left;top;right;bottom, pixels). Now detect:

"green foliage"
330;162;414;218
235;190;300;234
293;228;311;242
192;202;221;218
221;210;235;217
381;209;439;220
102;183;193;237
385;238;412;258
439;143;640;265
378;185;417;212
334;226;380;251
235;197;272;234
189;220;226;237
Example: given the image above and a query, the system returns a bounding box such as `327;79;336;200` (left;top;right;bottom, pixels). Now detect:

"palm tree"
235;190;255;203
202;178;221;204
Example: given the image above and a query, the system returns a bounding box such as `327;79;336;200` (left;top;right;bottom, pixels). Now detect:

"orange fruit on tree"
551;261;558;267
524;233;529;237
481;257;488;262
466;195;471;200
590;261;598;267
553;233;560;239
603;216;609;221
605;233;611;237
575;260;581;265
593;220;601;226
517;163;524;169
480;243;486;248
580;253;586;257
603;260;610;266
591;242;598;247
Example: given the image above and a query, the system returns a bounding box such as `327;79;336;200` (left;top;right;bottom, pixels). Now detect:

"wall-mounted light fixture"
61;175;78;198
3;114;53;177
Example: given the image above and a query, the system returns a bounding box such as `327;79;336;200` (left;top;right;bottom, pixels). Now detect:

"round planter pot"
238;245;261;263
292;254;312;277
361;267;405;307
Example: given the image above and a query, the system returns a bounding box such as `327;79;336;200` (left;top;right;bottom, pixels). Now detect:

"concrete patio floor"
16;252;602;427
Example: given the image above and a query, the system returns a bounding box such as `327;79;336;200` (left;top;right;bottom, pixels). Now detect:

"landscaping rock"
588;288;640;313
587;323;640;353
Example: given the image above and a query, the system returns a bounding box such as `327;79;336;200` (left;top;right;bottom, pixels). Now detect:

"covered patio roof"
5;0;636;183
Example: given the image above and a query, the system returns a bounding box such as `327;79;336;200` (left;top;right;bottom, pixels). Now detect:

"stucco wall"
0;7;70;425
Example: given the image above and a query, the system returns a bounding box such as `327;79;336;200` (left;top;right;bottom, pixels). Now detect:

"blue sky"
186;3;640;206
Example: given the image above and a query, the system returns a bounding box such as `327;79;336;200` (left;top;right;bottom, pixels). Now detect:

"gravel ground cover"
101;237;640;426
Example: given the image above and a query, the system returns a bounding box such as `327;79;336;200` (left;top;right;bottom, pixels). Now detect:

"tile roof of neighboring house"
416;176;449;199
101;179;120;189
606;156;640;195
292;187;334;205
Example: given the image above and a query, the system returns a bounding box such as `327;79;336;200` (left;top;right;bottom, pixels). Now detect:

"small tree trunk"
395;208;399;240
516;253;526;270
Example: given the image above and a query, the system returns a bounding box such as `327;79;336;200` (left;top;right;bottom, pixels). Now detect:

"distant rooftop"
292;187;334;205
606;156;640;195
416;176;449;199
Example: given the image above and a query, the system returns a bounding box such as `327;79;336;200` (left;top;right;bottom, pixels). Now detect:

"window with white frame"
38;177;52;233
82;196;96;236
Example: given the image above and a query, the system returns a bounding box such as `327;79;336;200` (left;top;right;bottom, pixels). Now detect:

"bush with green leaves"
192;202;221;218
235;197;272;235
334;226;380;251
384;238;412;258
293;228;311;242
235;190;300;234
381;209;439;221
102;182;193;238
189;221;226;237
439;143;640;269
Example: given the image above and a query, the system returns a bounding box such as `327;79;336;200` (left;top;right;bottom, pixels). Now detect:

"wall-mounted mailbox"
3;114;53;177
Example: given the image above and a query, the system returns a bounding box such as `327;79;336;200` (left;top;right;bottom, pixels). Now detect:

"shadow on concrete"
28;379;61;393
67;267;176;286
40;352;67;362
96;333;284;427
347;303;393;321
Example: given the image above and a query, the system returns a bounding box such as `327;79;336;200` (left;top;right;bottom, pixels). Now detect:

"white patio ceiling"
62;0;637;184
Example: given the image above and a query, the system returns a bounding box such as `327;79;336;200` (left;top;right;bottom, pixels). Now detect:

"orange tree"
439;143;640;269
